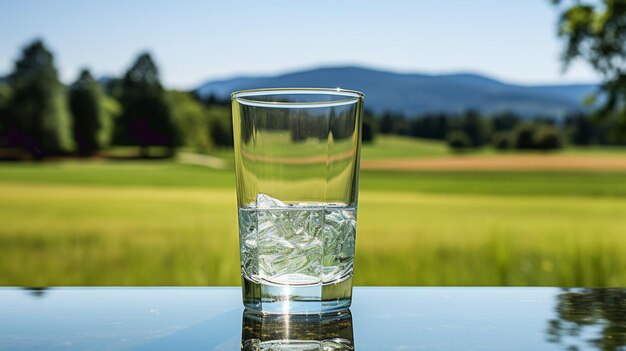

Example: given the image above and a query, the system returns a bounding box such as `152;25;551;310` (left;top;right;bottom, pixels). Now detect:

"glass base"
242;275;353;315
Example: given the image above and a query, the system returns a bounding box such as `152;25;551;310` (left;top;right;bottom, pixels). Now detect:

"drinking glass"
231;88;364;314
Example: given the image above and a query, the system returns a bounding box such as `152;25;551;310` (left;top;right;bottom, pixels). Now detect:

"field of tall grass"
2;137;626;286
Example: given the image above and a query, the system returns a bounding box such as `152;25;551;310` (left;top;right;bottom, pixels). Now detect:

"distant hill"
196;66;598;117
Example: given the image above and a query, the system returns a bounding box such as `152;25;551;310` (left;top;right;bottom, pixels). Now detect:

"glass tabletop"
0;287;624;350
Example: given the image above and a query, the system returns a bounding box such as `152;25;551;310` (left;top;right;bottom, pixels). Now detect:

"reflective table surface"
1;287;625;350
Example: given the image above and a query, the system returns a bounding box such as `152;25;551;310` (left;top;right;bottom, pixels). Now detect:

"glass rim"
231;87;364;108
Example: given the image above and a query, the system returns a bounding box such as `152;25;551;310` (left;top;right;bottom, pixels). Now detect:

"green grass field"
2;137;626;287
194;135;451;161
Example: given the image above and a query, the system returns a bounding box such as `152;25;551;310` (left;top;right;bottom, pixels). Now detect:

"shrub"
492;131;512;150
447;130;472;151
534;125;563;151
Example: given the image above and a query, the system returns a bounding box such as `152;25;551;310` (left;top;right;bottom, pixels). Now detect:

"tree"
0;83;11;142
391;114;411;135
512;124;538;150
512;122;564;151
446;110;489;148
547;289;626;350
2;39;73;157
492;112;521;132
0;83;10;114
379;112;395;134
492;131;512;150
410;114;449;140
461;110;490;147
362;111;377;143
207;106;233;147
552;0;626;141
200;93;229;107
564;112;594;145
447;130;472;152
69;69;113;155
167;90;212;151
534;125;564;150
116;52;177;157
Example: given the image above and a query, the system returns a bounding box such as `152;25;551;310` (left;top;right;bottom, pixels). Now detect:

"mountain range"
196;66;598;117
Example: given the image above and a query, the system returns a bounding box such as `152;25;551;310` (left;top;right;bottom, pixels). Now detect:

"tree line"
362;108;623;151
0;39;233;159
1;31;623;159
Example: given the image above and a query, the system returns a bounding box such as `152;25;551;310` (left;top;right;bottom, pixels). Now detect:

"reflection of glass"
241;309;354;350
232;88;364;314
546;288;626;350
22;287;48;298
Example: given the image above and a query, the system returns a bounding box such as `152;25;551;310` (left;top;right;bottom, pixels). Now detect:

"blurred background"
1;0;625;287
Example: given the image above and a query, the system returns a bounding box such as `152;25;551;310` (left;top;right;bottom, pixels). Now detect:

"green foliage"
362;112;377;143
3;40;73;156
553;0;626;140
547;289;626;350
492;112;521;132
446;110;490;150
409;114;449;140
513;124;538;150
447;130;472;151
512;123;564;151
460;110;490;147
492;131;512;150
116;53;177;156
534;125;564;150
208;105;234;147
373;110;625;150
0;83;11;135
102;95;122;124
0;83;11;112
167;90;212;151
69;69;113;155
565;113;595;145
379;112;395;134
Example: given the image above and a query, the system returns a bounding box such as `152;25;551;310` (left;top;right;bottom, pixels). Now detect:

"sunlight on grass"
361;135;449;159
1;177;625;286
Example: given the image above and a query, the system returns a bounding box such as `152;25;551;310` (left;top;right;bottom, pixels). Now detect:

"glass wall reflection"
241;309;354;350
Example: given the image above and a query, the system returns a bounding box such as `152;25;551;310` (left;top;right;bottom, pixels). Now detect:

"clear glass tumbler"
231;88;364;314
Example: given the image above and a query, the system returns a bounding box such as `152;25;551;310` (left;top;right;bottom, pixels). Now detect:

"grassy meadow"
1;136;626;286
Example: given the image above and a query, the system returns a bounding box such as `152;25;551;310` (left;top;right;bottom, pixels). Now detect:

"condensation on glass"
231;88;364;314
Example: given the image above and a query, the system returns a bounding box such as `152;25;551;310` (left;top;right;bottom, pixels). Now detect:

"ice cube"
239;208;259;280
321;208;356;283
256;193;286;209
256;205;323;285
241;194;355;286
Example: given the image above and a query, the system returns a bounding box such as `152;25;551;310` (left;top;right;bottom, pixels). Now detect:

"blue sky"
0;0;600;89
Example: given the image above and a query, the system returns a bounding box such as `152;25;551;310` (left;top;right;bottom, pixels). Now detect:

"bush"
447;130;472;151
167;90;212;152
362;114;376;143
492;131;511;150
208;106;233;147
534;125;563;151
512;124;536;150
511;123;564;151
